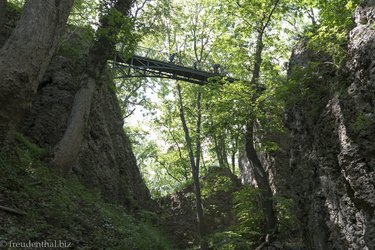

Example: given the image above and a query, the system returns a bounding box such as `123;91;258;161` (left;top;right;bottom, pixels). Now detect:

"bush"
351;112;373;133
207;231;253;250
205;186;263;249
206;185;298;249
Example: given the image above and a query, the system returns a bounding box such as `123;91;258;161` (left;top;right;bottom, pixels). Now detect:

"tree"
243;0;281;234
208;0;283;234
50;0;136;174
123;0;319;242
0;0;74;145
126;2;222;246
177;83;207;249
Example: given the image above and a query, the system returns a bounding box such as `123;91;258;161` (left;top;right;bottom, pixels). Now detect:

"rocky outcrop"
282;2;375;249
73;76;152;210
239;2;375;249
0;1;152;211
0;3;20;47
19;42;153;211
159;167;241;249
239;131;292;197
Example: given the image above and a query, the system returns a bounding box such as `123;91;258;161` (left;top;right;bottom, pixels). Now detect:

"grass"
0;133;173;250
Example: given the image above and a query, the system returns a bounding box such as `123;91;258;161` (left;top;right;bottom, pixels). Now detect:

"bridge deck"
113;54;233;85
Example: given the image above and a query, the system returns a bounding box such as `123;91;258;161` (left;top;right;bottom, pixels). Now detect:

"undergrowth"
0;133;172;250
206;183;299;250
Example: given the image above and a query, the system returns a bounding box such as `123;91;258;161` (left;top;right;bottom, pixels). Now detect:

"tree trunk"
221;135;230;169
0;0;6;31
213;132;224;167
195;86;202;172
50;77;96;174
50;0;133;175
245;120;276;233
231;149;236;174
0;0;73;145
201;152;207;173
177;83;207;249
243;2;280;232
251;31;264;86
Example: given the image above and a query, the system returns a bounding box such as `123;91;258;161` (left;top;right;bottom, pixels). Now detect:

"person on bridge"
193;61;198;69
169;52;177;63
213;64;220;75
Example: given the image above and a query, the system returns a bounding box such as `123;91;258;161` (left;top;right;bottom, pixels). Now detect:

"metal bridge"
112;45;234;85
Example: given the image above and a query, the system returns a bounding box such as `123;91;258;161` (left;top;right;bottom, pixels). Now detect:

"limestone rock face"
74;77;153;209
238;2;375;249
0;2;153;211
20;54;153;211
283;2;375;249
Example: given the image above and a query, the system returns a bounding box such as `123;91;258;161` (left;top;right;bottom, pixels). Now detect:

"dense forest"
0;0;374;249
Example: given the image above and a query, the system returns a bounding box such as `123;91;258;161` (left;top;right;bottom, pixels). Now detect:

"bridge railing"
116;44;229;76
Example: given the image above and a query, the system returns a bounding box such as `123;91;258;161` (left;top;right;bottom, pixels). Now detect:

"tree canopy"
119;0;359;196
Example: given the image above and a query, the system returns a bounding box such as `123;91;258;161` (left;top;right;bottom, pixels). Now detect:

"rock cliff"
18;37;153;210
239;2;375;249
287;2;374;249
0;2;152;211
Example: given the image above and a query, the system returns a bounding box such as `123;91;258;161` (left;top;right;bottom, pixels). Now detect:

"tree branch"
0;205;27;216
133;0;148;21
165;126;184;161
157;160;182;183
260;0;280;35
124;107;136;118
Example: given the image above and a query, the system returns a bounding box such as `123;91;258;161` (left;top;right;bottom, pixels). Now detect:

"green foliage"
13;132;48;158
201;168;234;198
111;1;361;246
4;1;22;29
7;0;24;9
279;61;315;102
127;123;192;198
57;26;95;61
303;0;360;67
0;142;172;249
206;186;298;249
278;60;336;121
274;195;298;234
257;141;280;153
68;0;99;27
97;9;141;58
233;187;264;239
122;0;303;201
207;231;253;250
206;186;262;249
351;112;374;133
